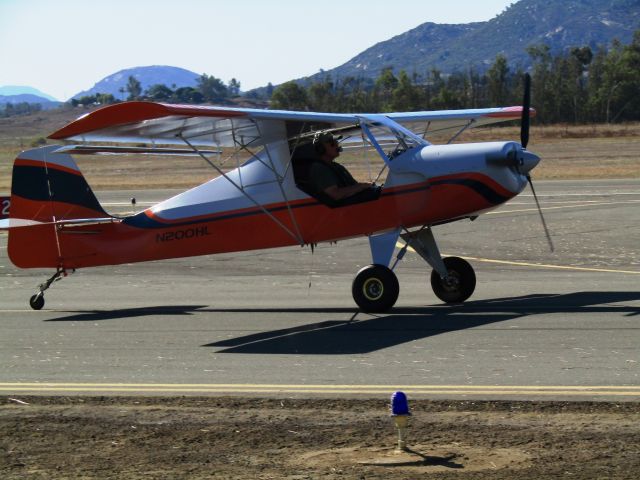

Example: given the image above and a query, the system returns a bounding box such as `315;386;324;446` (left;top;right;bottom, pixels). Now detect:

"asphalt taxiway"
1;179;638;400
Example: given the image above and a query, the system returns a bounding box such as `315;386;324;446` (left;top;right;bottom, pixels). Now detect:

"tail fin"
7;145;111;268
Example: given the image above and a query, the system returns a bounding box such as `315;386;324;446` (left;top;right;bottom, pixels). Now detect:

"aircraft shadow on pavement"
203;291;640;355
44;305;210;322
42;291;639;355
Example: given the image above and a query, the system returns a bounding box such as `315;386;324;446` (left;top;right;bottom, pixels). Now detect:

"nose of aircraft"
520;149;541;174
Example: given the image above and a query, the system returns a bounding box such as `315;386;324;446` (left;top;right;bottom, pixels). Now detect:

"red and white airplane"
2;76;551;311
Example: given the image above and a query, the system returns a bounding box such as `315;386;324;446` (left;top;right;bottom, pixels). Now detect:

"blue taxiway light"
390;390;410;416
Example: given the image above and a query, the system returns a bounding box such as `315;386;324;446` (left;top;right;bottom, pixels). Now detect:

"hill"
0;85;58;102
0;93;61;110
72;65;201;100
300;0;640;83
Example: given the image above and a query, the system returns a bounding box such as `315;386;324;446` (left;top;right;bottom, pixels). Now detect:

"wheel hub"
443;272;461;291
362;278;384;301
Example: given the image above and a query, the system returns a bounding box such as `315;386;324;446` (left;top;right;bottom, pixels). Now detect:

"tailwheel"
29;293;45;310
352;264;399;313
430;256;476;304
28;267;70;310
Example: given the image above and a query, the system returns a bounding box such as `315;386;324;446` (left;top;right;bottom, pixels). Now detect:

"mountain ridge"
5;0;639;104
0;86;59;102
300;0;640;84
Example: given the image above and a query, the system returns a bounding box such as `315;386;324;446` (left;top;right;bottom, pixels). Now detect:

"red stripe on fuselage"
14;158;81;176
8;172;516;269
143;173;512;227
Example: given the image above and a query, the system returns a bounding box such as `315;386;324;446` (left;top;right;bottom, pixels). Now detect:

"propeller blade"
521;73;531;149
526;174;554;252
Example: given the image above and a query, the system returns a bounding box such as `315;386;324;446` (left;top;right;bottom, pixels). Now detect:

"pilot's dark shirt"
308;161;357;193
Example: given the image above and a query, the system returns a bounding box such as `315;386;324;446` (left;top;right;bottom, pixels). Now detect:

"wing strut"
252;119;304;244
178;134;305;246
446;119;475;144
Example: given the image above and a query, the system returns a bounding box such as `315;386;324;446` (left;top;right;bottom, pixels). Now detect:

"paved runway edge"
2;383;640;399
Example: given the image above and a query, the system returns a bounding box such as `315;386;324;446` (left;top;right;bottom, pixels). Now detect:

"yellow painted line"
397;243;640;275
2;382;639;389
0;383;639;397
488;199;640;215
2;389;638;396
3;383;640;390
446;255;640;275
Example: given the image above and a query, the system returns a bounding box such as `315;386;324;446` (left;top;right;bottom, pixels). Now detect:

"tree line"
3;31;638;124
270;30;640;124
0;101;42;118
70;74;242;107
1;74;243;117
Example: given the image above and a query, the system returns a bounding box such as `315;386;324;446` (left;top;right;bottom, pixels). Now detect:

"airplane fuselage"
8;141;536;270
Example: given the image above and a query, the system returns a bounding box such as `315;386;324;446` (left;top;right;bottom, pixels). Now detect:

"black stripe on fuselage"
429;178;511;205
11;165;107;214
124;177;508;230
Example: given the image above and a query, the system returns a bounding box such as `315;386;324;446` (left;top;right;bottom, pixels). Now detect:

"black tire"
352;264;399;313
430;257;476;304
29;294;45;310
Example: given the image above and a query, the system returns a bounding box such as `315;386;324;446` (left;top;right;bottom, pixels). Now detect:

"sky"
0;0;516;101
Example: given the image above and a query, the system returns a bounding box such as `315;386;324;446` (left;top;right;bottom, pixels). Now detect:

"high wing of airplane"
3;75;551;311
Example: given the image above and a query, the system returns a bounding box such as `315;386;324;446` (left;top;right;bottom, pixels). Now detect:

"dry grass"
439;123;640;181
1;108;638;192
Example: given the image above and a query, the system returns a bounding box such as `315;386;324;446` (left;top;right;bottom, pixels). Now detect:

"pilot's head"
313;132;342;160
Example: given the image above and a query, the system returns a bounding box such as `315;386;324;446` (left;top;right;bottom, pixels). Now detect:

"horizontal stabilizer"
1;217;116;230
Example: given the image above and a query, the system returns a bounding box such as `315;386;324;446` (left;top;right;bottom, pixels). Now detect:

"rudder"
7;145;110;268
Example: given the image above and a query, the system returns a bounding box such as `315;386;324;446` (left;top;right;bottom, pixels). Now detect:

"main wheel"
29;294;45;310
352;264;399;313
430;257;476;304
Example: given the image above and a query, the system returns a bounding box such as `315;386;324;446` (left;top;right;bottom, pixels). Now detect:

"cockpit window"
357;114;427;164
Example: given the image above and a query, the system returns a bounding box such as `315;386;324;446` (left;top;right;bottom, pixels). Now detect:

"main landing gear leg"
352;229;401;313
400;227;476;304
29;268;71;310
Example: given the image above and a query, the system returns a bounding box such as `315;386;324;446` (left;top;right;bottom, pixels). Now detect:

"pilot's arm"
323;182;372;201
310;161;375;201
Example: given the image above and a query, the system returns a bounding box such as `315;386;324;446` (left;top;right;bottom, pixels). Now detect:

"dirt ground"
1;396;639;479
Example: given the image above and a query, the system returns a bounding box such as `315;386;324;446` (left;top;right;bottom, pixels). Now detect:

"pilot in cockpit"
308;132;377;202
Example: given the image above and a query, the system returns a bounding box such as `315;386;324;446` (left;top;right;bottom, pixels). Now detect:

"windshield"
358;114;428;163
